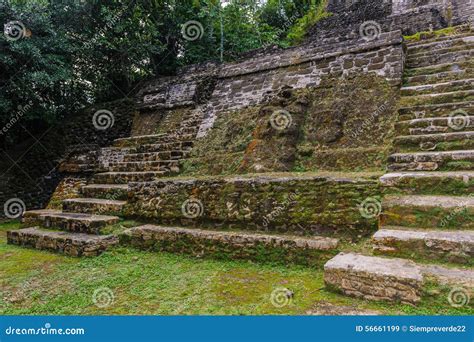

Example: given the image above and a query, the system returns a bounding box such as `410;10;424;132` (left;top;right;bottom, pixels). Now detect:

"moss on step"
381;206;473;230
403;26;471;42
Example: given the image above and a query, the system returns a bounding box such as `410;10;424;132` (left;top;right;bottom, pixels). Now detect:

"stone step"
24;211;120;234
407;35;474;56
81;184;128;200
388;150;474;171
373;227;474;265
380;171;474;195
123;150;189;162
404;69;474;87
404;60;474;78
392;132;474;153
380;195;474;230
152;133;196;144
120;224;339;267
113;134;167;148
398;101;474;121
324;252;424;305
406;28;473;49
22;209;62;225
407;36;474;61
399;90;474;107
136;141;194;154
324;252;474;305
406;48;474;69
400;79;474;97
395;117;474;136
7;227;118;257
62;198;126;215
180;118;202;127
170;126;199;135
108;160;181;173
91;171;167;184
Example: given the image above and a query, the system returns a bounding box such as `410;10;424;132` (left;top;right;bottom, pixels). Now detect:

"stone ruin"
5;0;474;307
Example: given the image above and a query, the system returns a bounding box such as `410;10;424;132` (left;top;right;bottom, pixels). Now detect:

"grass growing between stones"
0;221;471;315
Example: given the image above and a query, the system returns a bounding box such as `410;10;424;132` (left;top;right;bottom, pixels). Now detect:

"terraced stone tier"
7;227;118;257
388;150;474;171
113;133;166;147
381;195;474;230
404;60;474;79
399;89;474;107
324;252;474;305
404;69;474;86
380;171;474;195
406;48;474;68
407;28;472;49
407;43;474;65
401;79;474;96
120;224;339;266
395;117;474;136
398;101;474;121
81;184;128;200
62;198;126;215
324;253;424;305
107;160;180;173
123;150;189;162
392;132;474;153
407;34;474;55
373;227;474;264
92;171;167;184
136;141;194;154
23;210;120;234
22;209;61;225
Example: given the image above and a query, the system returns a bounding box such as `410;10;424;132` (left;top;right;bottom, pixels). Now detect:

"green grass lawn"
0;221;471;315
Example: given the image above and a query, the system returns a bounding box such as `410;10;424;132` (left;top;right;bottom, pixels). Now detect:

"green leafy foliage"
0;0;320;148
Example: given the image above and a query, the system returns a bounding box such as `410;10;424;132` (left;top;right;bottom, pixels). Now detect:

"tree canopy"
0;0;323;148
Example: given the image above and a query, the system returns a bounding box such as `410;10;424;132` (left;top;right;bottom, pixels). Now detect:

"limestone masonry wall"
124;174;381;239
133;0;471;141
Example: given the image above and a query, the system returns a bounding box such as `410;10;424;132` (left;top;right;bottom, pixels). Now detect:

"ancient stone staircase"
7;111;204;256
6;26;474;306
324;29;474;305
